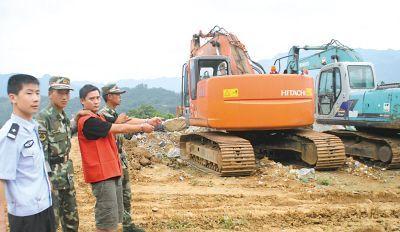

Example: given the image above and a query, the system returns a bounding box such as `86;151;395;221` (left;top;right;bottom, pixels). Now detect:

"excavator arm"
286;39;364;74
190;25;265;75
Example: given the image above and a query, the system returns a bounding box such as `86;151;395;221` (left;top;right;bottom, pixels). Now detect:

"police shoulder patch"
7;123;19;140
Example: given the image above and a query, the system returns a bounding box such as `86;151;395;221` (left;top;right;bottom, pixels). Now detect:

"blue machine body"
342;86;400;129
279;40;400;131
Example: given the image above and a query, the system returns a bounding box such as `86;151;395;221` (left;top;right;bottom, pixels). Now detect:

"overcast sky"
0;0;399;82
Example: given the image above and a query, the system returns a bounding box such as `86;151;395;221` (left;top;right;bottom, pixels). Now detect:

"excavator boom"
190;26;265;75
286;39;363;74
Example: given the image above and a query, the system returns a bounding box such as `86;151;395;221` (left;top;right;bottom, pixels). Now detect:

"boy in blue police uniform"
0;74;55;232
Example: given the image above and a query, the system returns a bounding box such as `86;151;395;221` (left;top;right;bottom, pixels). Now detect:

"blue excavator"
274;39;400;168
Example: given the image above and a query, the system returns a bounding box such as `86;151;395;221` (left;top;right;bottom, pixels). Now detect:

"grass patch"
317;178;331;186
219;215;235;229
218;215;247;229
166;218;193;229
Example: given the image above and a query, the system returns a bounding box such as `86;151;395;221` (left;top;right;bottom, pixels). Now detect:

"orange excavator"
180;26;346;176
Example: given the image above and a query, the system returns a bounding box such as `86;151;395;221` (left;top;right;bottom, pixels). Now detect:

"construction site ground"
70;131;400;232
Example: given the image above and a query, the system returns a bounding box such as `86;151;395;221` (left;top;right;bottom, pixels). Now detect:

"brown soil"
70;136;400;232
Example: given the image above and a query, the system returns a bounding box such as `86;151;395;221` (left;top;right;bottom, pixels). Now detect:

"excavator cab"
315;63;400;166
316;64;343;116
181;56;231;124
315;62;382;126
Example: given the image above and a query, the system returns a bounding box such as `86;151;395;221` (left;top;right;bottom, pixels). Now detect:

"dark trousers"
8;206;56;232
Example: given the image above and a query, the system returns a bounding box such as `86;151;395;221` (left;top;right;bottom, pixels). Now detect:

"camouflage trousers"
122;165;133;228
52;183;79;232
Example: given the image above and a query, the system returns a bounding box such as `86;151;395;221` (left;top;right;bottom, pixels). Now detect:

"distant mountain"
1;48;398;98
0;84;179;126
1;48;398;125
118;77;181;94
258;49;400;84
0;74;180;98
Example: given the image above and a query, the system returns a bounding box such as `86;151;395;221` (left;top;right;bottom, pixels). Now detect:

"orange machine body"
179;27;345;175
187;73;315;131
184;26;315;131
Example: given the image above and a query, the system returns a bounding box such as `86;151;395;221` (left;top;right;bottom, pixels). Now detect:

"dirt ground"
70;134;400;232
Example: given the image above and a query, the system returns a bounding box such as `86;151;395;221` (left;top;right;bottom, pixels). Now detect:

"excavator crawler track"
180;132;256;176
294;130;347;170
327;130;400;169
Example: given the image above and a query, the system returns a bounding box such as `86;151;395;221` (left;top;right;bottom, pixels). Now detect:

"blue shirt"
0;114;52;216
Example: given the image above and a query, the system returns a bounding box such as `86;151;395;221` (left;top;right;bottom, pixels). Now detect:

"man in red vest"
77;84;154;232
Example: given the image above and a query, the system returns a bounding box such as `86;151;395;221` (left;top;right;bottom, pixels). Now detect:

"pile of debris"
256;157;326;185
135;131;184;169
256;156;388;184
123;117;392;186
256;157;297;181
123;117;207;171
124;139;158;171
344;157;384;180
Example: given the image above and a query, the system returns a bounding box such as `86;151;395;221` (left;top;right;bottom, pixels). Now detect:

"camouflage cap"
102;83;126;94
49;76;74;91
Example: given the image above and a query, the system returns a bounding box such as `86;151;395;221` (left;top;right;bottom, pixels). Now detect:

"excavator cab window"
318;68;342;115
200;68;213;79
348;65;374;89
182;63;190;107
190;60;198;100
198;60;229;79
191;59;229;100
217;61;228;76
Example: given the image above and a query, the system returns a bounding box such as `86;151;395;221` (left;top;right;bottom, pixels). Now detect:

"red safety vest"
77;112;121;183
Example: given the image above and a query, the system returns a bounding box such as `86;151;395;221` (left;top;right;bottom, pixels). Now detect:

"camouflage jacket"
98;105;132;168
36;104;74;190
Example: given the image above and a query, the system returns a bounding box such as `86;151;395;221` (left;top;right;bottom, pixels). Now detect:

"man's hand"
148;117;162;126
77;109;92;117
141;123;154;133
74;109;91;123
115;113;130;124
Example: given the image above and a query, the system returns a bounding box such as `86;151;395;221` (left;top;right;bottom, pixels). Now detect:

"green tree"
127;104;174;119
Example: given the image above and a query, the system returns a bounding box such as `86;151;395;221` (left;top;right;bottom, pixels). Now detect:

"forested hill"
0;74;181;98
0;84;180;126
